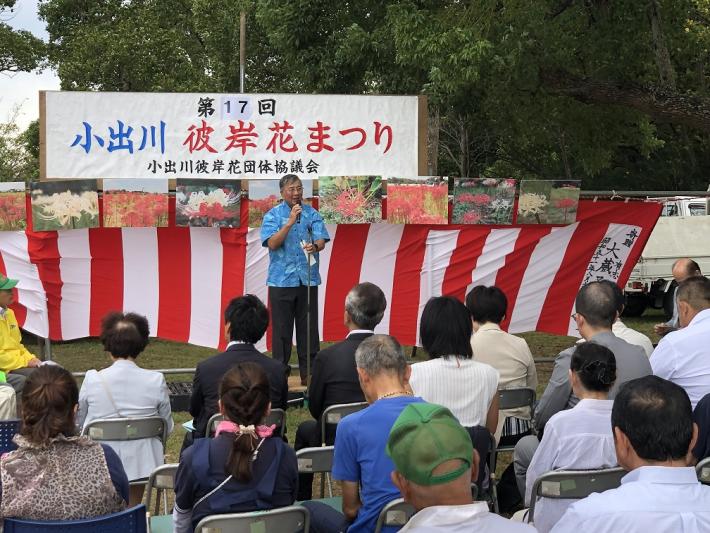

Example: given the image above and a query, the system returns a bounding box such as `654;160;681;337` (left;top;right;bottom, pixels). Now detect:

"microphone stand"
306;225;313;395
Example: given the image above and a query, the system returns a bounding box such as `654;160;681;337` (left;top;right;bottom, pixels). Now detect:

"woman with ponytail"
0;365;128;521
524;343;619;532
173;362;297;533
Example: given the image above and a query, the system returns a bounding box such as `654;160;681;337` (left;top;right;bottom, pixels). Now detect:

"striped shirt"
409;357;499;428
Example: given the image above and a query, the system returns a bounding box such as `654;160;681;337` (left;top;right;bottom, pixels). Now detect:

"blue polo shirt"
260;202;330;287
332;395;424;533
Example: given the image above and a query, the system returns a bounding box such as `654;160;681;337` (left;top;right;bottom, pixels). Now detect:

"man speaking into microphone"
261;174;330;385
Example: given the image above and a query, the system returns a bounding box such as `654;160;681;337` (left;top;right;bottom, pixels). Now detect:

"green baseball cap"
0;274;18;291
386;402;474;486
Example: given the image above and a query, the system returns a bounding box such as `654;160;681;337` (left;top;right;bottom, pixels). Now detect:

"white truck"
623;196;710;317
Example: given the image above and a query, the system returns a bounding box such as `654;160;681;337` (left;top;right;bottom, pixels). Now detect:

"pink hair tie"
215;420;276;438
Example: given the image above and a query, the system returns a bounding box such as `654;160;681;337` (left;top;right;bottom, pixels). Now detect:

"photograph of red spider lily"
452;178;516;225
386;177;448;224
176;179;242;228
0;182;27;231
103;179;169;228
318;176;383;224
247;179;314;227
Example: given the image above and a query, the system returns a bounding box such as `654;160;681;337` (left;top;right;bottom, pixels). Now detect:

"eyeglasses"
284;186;303;193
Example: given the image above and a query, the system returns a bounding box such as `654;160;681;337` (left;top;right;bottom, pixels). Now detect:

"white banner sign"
43;92;421;179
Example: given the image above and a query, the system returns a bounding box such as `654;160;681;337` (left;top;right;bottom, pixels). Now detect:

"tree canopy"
20;0;710;189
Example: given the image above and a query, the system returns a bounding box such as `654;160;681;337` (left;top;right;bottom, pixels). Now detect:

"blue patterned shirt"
260;202;330;287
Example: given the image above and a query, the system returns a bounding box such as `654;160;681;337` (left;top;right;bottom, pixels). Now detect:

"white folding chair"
527;467;625;524
207;408;286;438
373;498;415;533
296;446;335;498
194;505;309;533
145;463;179;533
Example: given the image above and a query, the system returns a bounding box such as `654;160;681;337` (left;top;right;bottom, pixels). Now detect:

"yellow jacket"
0;308;35;372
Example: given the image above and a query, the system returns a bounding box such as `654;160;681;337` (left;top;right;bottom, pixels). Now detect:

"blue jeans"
302;501;350;533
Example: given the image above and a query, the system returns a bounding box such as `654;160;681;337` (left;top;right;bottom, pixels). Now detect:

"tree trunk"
428;107;440;176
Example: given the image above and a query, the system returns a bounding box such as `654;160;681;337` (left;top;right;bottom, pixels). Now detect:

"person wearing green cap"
387;402;535;532
0;274;42;394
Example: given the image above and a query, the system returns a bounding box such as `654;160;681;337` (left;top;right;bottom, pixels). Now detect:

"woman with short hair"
410;296;500;434
77;311;173;505
1;365;128;520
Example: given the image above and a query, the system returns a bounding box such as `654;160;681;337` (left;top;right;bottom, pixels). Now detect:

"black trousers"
268;285;319;379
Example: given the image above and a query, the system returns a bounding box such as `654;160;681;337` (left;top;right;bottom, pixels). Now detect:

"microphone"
296;200;302;224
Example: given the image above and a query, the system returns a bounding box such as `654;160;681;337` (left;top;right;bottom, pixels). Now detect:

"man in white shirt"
552;375;710;532
387;402;535;533
650;276;710;408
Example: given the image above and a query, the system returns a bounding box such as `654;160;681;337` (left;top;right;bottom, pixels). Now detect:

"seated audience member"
0;273;41;393
524;343;618;532
651;276;710;408
692;392;710;462
189;295;288;440
581;281;653;357
173;363;297;533
410;296;499;436
515;281;651;494
552;376;710;532
295;282;386;500
302;335;424;533
1;366;128;520
387;402;536;532
654;258;702;336
77;311;174;506
467;285;537;445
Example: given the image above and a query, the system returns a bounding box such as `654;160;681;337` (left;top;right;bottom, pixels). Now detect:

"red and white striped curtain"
0;200;661;353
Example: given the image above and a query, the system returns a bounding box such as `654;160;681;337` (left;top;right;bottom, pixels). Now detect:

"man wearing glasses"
261;174;330;385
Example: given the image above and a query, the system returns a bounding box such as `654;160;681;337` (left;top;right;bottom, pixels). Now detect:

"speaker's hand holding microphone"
288;201;303;227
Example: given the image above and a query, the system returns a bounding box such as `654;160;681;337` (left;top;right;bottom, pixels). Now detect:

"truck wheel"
623;294;647;317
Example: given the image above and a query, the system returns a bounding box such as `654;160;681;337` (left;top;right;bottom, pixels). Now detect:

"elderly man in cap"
387;402;535;532
0;274;41;394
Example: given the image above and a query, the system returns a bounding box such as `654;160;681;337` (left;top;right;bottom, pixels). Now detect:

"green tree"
0;110;36;182
0;0;45;73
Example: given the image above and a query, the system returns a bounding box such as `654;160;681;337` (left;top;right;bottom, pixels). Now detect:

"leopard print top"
0;434;126;520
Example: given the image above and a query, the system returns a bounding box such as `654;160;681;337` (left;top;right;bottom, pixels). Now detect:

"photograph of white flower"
30;180;99;231
175;179;242;228
517;180;581;224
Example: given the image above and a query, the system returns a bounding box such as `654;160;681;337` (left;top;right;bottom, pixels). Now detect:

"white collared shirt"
226;340;250;348
650;309;710;408
346;329;374;338
526;399;617;532
552;466;710;533
400;502;536;532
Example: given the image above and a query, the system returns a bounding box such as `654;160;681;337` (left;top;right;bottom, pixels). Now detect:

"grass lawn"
19;307;665;499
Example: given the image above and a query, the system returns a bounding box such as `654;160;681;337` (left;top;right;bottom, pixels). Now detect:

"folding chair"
527;467;625;524
696;456;710;485
373;498;415;533
207;408;286;438
82;417;168;494
320;402;368;446
297;446;335;498
145;463;179;533
496;388;536;454
194;505;309;533
0;418;20;454
3;504;147;532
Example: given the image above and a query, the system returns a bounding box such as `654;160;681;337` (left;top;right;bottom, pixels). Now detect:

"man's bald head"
672;258;701;283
